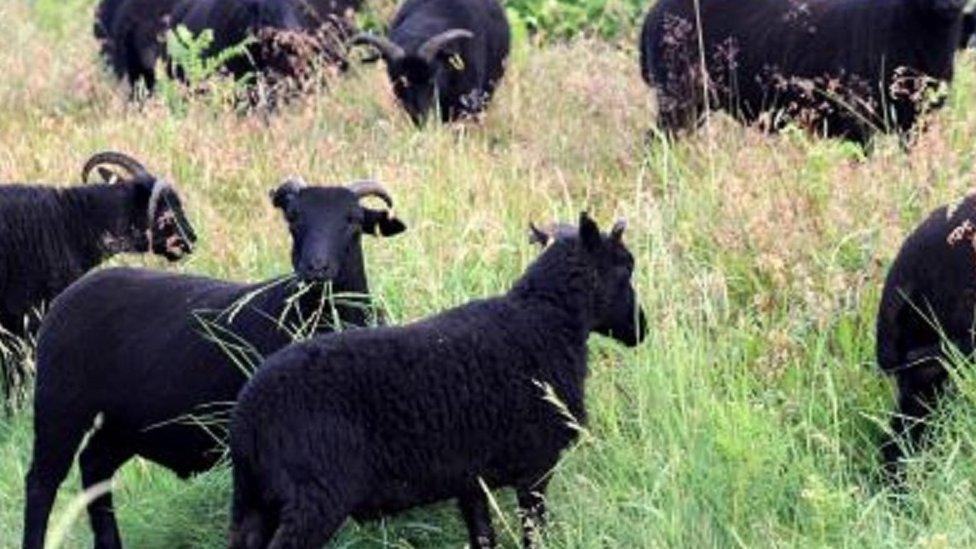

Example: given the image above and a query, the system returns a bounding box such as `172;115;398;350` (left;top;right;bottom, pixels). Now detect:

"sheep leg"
516;479;549;548
457;489;496;548
78;430;133;549
229;460;274;549
266;496;347;549
228;509;273;549
22;408;92;549
881;348;949;483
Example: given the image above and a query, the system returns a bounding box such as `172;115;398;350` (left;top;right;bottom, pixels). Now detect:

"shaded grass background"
3;0;976;546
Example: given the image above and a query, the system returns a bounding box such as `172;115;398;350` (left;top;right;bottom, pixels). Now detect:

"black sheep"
876;194;976;479
227;212;647;548
95;0;354;93
640;0;965;145
0;151;195;339
22;179;406;549
351;0;510;124
171;0;305;82
94;0;183;90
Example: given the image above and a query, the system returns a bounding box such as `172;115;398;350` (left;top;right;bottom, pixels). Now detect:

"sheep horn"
347;180;393;209
417;29;474;63
82;151;150;184
528;223;551;246
349;33;404;63
610;219;627;241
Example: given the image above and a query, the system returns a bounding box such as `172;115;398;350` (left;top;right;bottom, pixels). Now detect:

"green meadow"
3;0;976;546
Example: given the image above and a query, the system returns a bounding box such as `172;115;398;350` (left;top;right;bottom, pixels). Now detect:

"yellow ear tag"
449;54;465;71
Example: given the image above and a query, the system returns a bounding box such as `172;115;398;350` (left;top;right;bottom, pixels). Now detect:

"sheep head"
270;177;406;284
351;29;474;124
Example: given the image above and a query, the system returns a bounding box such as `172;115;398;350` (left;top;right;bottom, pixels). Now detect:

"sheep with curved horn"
349;0;510;125
0;152;196;342
22;177;406;549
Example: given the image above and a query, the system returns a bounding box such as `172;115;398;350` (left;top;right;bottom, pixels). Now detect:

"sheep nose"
303;259;332;281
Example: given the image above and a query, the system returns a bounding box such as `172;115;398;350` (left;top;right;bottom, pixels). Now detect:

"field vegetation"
4;0;976;547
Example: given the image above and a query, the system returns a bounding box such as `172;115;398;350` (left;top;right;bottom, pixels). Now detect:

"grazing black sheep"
876;194;976;480
96;0;354;93
0;151;195;340
94;0;183;90
171;0;305;82
640;0;965;145
22;179;405;549
351;0;510;124
227;212;647;548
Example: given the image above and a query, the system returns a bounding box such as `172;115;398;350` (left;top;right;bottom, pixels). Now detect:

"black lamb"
22;179;406;549
0;151;195;340
227;212;647;548
640;0;965;145
351;0;511;124
876;194;976;480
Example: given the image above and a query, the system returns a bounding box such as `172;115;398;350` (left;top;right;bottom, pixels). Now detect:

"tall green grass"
3;0;976;547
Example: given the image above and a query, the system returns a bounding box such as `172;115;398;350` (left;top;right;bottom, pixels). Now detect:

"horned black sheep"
640;0;965;145
876;194;976;480
351;0;511;124
22;179;406;549
0;151;194;340
227;212;647;548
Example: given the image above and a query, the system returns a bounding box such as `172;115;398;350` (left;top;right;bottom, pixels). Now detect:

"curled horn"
270;176;307;203
418;29;474;63
529;222;551;246
82;151;150;184
282;176;308;192
610;219;627;241
347;180;393;209
146;179;172;231
528;222;577;246
349;33;405;62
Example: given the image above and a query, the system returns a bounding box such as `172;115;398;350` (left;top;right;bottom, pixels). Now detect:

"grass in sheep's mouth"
7;0;976;547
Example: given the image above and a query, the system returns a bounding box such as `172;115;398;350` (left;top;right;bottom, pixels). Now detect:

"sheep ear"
528;223;551;247
97;167;118;184
610;219;627;243
362;208;406;237
132;178;154;212
579;211;602;251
